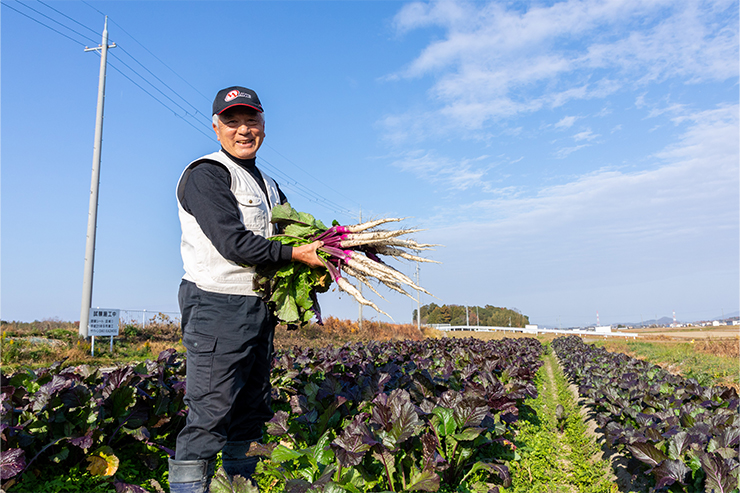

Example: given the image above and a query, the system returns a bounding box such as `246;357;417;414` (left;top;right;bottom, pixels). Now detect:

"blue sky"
2;0;738;327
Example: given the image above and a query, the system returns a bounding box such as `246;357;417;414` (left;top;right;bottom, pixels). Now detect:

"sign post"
88;308;120;356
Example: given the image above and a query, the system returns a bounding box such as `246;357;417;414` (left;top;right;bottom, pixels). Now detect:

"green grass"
593;339;739;388
505;349;616;493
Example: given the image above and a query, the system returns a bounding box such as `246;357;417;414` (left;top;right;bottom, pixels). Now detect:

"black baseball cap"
212;86;263;115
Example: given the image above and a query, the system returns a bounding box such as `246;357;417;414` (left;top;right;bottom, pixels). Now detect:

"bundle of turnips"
253;203;439;327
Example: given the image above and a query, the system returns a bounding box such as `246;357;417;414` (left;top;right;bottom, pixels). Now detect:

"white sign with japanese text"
88;308;120;336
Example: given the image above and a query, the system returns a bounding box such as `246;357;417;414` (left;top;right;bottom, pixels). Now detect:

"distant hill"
612;312;739;327
711;311;739;320
631;316;676;327
539;312;739;330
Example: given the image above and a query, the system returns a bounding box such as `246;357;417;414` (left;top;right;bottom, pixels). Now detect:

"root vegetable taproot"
341;264;386;300
336;277;392;320
371;245;441;264
256;203;438;325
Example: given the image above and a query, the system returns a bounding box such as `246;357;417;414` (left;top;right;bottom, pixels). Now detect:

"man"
169;86;323;493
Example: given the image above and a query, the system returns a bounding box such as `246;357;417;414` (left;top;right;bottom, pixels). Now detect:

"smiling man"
170;86;322;492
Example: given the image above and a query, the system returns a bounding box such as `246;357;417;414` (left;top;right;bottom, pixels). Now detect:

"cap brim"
215;103;263;114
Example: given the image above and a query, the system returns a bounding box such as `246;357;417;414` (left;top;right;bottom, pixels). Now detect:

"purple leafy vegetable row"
551;335;739;493
1;337;545;492
255;337;544;492
1;350;186;490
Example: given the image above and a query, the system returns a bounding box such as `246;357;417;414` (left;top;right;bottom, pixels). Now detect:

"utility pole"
415;263;421;332
79;17;116;338
357;208;363;331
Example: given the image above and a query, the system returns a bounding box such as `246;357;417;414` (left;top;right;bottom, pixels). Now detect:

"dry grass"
0;316;184;371
274;316;425;350
599;335;740;359
692;337;739;358
434;329;560;343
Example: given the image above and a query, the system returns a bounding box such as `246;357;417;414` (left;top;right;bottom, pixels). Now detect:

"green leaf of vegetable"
431;407;456;436
271;444;305;464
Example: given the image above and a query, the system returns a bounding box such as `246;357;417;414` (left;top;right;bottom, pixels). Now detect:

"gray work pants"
174;280;275;461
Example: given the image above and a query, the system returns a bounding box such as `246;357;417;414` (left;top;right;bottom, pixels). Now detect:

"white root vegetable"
372;245;441;264
343;217;404;233
343;229;423;242
336;277;392;320
345;258;405;291
340;238;439;250
341;264;385;300
348;254;414;286
267;203;439;325
346;255;434;297
380;279;417;302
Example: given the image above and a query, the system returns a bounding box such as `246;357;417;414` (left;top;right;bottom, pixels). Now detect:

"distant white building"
594;325;612;333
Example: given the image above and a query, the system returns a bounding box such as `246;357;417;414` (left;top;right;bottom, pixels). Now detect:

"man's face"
213;107;265;160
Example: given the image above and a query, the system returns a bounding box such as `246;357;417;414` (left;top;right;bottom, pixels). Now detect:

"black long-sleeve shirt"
177;148;293;266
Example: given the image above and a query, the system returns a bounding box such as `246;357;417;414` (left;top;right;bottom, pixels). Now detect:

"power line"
106;17;212;104
40;0;205;122
82;0;211;103
105;61;215;142
11;0;99;45
37;0;101;38
263;143;361;209
84;9;357;212
7;1;216;143
104;46;350;211
114;44;206;118
77;8;353;216
9;2;357;218
2;2;87;46
80;0;104;17
106;51;359;216
108;51;202;121
256;154;355;218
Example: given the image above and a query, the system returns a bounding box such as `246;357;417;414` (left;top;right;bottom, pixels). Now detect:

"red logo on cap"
224;90;239;102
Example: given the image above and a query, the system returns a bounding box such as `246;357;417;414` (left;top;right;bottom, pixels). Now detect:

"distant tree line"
413;304;529;328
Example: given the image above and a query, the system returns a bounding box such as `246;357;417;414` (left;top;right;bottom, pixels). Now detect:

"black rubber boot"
168;458;215;493
221;440;260;482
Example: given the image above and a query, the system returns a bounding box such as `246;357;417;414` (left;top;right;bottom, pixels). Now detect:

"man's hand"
291;241;325;268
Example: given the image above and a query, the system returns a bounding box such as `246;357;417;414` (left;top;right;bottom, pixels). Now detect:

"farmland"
0;319;738;492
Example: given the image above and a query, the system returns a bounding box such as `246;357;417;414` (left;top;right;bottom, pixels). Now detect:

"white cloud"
583;1;739;84
390;150;491;191
554;144;589;159
430;104;738;243
554;115;578;129
647;103;688;119
573;129;599;141
417;105;738;323
385;0;738;138
380;0;738;324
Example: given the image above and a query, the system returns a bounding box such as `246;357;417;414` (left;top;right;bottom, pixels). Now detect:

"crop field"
0;320;738;493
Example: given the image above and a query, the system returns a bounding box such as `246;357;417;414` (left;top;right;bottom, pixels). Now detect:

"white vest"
177;150;281;296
